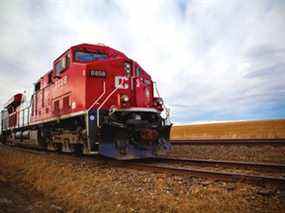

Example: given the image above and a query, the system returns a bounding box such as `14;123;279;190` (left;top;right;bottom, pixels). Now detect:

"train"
0;43;172;160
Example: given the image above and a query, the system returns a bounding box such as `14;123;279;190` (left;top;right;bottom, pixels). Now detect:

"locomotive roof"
54;43;127;63
4;93;23;109
33;43;129;84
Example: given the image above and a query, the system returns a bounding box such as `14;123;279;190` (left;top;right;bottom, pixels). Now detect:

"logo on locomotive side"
115;76;129;89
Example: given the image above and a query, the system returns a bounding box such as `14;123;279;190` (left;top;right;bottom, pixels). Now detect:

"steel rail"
154;157;285;172
126;163;285;186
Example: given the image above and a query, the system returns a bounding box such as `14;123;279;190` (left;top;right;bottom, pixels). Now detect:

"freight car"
0;43;171;159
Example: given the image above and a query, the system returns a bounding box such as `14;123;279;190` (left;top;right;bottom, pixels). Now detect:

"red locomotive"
0;43;171;159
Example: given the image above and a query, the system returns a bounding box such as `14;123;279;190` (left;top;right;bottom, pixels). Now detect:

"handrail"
96;84;123;128
153;81;170;121
153;81;161;98
88;81;106;112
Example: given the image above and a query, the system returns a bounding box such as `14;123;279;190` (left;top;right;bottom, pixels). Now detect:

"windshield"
75;51;108;62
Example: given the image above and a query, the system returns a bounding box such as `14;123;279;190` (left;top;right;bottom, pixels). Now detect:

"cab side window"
66;52;71;67
55;58;66;76
55;52;71;77
136;67;141;76
35;81;41;91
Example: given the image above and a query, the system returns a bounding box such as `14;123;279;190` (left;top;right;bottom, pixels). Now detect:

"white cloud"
0;0;284;122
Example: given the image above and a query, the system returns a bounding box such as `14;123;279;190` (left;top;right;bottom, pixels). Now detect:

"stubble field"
170;119;285;140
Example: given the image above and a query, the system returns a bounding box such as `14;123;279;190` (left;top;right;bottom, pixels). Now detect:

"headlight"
134;114;141;120
120;94;129;103
124;62;131;76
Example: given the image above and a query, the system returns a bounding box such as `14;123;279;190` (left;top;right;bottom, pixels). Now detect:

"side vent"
53;100;60;115
63;96;71;113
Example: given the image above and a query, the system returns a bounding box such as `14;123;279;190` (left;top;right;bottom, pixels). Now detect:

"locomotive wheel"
114;129;129;155
115;139;128;155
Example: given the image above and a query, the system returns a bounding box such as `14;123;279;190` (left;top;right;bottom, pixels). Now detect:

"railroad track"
1;144;285;186
154;157;285;172
126;162;285;186
125;156;285;186
170;139;285;145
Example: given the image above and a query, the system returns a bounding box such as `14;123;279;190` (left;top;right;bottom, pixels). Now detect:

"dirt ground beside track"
0;146;284;213
0;149;66;213
0;177;65;213
169;145;285;163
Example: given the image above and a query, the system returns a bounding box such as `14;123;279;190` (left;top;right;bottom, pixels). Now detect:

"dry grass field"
170;119;285;140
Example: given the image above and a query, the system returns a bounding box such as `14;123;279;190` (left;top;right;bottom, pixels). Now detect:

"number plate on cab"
89;70;106;78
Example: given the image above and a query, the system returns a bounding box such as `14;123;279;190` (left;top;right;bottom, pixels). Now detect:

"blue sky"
0;0;284;123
